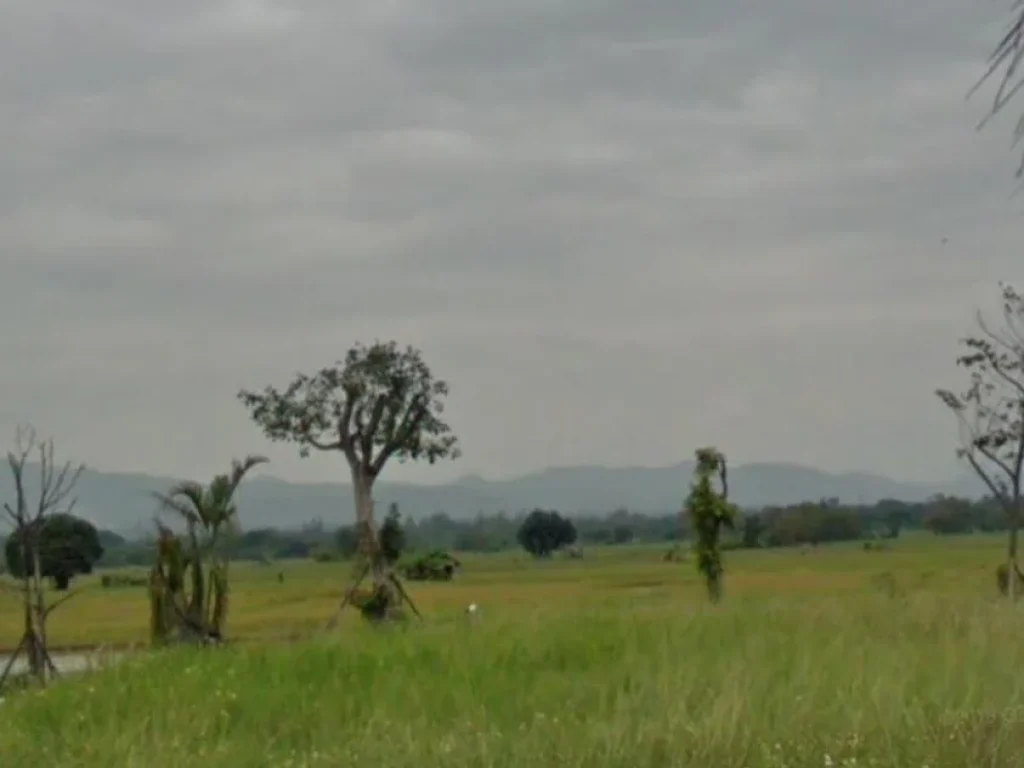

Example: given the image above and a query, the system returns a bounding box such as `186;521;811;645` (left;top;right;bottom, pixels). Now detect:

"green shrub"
311;548;337;563
402;550;461;581
100;573;148;589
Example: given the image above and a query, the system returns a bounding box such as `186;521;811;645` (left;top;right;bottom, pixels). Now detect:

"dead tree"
238;341;460;623
937;283;1024;600
0;426;84;689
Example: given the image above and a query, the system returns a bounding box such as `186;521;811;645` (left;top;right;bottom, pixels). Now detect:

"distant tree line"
64;493;1008;571
742;495;1006;548
5;494;1003;577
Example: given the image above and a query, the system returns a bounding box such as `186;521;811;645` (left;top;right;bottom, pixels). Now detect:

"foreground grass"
4;591;1024;767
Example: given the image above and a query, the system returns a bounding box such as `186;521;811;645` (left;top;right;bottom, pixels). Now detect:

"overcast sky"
1;0;1021;486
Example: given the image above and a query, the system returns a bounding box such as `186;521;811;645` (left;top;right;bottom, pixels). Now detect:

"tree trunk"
350;467;397;619
17;537;45;683
351;468;379;553
30;547;48;683
1011;501;1021;602
21;584;37;678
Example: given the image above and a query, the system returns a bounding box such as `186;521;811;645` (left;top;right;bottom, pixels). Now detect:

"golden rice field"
2;533;1023;768
0;533;1000;650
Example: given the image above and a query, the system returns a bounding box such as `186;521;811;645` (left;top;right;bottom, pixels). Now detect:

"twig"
42;584;95;619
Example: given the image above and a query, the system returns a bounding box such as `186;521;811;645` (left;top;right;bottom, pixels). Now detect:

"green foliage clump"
402;550;461;581
686;447;737;603
149;455;266;646
379;503;406;565
346;584;408;623
4;513;104;590
517;509;577;558
149;527;230;646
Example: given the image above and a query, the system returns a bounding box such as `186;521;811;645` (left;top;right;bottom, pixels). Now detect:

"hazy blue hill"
0;460;986;535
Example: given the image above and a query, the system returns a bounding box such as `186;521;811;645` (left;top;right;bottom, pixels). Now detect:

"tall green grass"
3;592;1024;767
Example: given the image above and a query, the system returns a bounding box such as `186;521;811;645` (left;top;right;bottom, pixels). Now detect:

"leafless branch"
937;288;1024;517
33;437;84;524
4;426;33;527
42;584;95;619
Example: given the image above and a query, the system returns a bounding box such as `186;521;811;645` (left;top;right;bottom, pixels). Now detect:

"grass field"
2;533;1024;767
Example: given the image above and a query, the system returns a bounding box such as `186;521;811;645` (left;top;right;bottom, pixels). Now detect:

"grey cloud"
0;0;1020;487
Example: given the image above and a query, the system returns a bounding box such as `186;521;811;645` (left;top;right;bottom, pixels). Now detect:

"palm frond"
974;2;1024;177
228;455;268;495
205;476;233;519
152;481;206;527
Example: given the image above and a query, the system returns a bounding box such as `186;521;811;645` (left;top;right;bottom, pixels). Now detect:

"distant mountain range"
0;460;985;537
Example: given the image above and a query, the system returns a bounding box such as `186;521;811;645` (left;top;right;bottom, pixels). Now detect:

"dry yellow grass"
0;531;1004;650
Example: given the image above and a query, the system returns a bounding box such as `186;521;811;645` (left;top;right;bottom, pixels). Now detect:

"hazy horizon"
34;454;976;491
2;0;1020;488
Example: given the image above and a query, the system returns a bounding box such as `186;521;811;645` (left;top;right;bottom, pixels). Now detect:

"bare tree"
936;284;1024;599
971;1;1024;176
238;341;460;622
0;426;85;688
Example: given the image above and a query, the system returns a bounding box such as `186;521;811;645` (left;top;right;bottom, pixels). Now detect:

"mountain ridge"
0;460;985;535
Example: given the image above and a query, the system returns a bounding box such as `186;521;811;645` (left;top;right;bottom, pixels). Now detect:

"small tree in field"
0;427;84;689
5;513;103;590
686;447;736;603
238;341;460;622
516;509;577;557
150;454;266;644
379;502;406;566
937;284;1024;600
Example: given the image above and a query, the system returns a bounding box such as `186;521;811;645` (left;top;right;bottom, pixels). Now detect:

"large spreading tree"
238;341;460;619
937;284;1024;600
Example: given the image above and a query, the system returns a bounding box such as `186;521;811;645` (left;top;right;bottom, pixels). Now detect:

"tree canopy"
517;509;578;557
5;513;103;590
238;341;460;482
